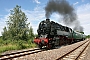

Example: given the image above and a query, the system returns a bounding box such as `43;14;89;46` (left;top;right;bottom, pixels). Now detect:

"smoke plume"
45;0;83;32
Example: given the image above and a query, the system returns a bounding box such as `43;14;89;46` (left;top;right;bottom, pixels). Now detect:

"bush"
16;40;27;49
0;39;37;54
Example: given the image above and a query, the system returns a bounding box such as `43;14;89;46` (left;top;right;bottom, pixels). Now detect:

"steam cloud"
45;0;83;32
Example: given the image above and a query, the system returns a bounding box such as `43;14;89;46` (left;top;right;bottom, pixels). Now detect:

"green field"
0;38;37;54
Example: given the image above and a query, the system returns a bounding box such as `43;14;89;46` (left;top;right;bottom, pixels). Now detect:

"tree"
86;35;90;38
28;26;34;39
2;27;8;40
3;5;30;40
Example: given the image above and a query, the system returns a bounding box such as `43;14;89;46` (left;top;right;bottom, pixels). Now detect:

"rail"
56;39;89;60
0;48;46;60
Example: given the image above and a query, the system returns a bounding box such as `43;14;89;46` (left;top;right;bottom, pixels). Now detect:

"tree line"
2;5;35;41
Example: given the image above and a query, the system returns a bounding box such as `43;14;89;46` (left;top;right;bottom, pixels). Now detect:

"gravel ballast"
13;39;89;60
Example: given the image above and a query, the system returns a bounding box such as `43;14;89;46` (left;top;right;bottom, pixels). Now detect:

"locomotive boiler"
34;19;86;49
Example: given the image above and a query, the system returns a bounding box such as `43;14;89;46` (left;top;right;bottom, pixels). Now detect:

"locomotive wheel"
47;44;55;49
47;44;50;49
51;43;55;49
60;38;65;46
38;44;42;49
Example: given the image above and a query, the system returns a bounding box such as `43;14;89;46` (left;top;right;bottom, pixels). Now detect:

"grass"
0;39;37;54
0;45;18;53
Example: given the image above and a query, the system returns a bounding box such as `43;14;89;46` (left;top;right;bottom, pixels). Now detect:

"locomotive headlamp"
66;36;68;37
44;23;46;24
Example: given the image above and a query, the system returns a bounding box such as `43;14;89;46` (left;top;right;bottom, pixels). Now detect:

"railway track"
0;48;46;60
0;40;89;60
56;39;90;60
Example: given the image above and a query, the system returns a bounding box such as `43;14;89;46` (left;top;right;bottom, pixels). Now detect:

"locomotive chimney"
46;19;50;21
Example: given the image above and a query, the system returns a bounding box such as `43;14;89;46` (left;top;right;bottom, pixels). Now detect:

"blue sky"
0;0;90;36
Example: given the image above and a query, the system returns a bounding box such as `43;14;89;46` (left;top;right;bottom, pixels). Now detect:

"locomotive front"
34;19;51;49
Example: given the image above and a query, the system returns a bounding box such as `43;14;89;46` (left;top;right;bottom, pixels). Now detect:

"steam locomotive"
34;19;86;49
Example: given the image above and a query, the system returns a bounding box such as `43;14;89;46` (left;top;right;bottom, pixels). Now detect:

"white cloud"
0;14;10;36
77;3;90;35
34;0;41;4
22;6;45;34
73;2;79;5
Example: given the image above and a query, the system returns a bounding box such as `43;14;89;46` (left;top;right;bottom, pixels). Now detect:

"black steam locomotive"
34;19;86;49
